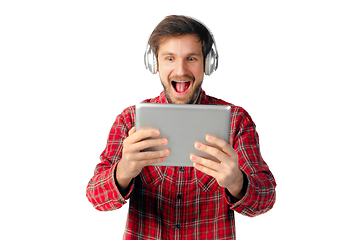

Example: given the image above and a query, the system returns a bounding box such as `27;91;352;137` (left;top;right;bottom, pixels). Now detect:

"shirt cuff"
111;161;134;203
224;174;255;212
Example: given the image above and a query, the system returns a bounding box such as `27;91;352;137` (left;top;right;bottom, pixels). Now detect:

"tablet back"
135;103;231;167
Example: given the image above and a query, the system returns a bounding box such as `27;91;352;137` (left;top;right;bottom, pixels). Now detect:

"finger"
194;142;229;163
143;157;167;166
192;161;219;179
205;135;238;159
190;154;221;172
125;128;160;144
130;138;168;152
128;127;136;136
135;149;170;161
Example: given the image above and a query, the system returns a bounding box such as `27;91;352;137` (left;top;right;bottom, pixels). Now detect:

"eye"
188;57;196;61
167;57;174;61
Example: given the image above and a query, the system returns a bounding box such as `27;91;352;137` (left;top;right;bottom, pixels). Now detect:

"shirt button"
179;167;184;172
177;194;182;200
175;224;180;229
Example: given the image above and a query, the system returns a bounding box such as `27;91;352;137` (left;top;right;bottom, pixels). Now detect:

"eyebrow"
159;51;202;57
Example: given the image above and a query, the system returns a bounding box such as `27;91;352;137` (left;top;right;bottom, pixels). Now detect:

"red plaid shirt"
86;89;276;239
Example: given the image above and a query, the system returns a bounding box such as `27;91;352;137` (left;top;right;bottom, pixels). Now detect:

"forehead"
158;34;203;56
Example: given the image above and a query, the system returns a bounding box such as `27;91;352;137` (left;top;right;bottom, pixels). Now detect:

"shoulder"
206;94;253;119
113;105;136;128
230;105;255;129
205;94;233;106
205;93;255;128
114;93;163;126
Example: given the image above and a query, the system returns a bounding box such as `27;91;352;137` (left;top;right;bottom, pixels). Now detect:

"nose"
174;59;188;76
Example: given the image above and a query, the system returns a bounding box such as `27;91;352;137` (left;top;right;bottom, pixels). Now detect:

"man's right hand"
115;127;170;192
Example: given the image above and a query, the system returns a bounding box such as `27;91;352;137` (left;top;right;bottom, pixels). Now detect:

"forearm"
86;161;130;211
227;171;276;217
229;110;276;216
86;107;135;211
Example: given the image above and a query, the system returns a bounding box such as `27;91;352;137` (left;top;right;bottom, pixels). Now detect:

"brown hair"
148;15;214;64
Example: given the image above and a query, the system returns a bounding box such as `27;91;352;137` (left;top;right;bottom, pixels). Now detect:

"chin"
161;76;203;104
165;86;202;104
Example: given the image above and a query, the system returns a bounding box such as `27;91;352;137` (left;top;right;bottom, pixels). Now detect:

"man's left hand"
190;135;245;200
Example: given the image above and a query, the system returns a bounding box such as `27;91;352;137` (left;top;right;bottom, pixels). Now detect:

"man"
86;15;276;239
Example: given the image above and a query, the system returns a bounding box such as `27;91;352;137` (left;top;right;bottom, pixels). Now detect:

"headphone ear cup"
205;48;214;76
144;45;157;74
152;51;157;74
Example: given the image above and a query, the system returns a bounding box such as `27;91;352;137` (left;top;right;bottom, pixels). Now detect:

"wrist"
227;170;246;200
115;161;133;192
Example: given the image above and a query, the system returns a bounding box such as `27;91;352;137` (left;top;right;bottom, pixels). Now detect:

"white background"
1;1;359;239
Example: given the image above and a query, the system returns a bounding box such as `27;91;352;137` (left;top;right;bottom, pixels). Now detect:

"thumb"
128;127;136;136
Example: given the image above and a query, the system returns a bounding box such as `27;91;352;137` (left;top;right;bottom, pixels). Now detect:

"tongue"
176;82;188;93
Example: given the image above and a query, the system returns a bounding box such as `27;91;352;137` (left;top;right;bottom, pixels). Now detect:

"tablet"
135;103;231;167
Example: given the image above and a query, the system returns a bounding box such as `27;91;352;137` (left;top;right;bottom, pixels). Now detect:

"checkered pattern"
86;90;276;239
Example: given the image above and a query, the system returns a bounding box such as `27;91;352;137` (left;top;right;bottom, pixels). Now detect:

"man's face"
157;34;204;104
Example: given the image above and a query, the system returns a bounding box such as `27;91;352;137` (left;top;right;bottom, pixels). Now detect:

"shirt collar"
156;89;208;104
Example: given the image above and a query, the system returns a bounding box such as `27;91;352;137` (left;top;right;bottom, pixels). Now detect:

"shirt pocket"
195;169;220;192
139;166;166;187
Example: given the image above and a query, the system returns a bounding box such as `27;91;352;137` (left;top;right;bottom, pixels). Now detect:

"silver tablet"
135;103;231;167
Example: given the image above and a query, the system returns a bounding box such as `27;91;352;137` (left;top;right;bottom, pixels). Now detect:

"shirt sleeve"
86;106;135;211
225;107;277;217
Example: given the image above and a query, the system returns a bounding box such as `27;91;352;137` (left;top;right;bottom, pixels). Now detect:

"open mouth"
171;81;191;94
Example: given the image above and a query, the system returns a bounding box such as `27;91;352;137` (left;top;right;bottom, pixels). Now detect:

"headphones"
144;18;219;76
